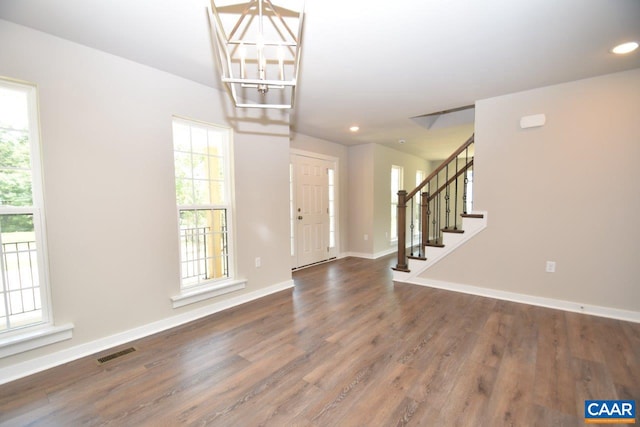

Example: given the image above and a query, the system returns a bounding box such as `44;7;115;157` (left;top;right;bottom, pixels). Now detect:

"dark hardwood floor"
1;255;638;426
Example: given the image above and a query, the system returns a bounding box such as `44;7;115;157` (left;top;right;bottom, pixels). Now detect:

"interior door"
292;155;331;268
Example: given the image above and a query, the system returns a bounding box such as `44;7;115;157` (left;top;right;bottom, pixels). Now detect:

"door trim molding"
290;151;340;268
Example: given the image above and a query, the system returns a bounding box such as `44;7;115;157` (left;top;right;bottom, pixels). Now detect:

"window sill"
171;279;247;309
0;323;74;359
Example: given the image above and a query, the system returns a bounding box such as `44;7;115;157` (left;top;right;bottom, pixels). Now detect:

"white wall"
0;20;292;371
419;68;640;312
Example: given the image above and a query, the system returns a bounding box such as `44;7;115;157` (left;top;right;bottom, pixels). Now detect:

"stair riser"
393;211;488;281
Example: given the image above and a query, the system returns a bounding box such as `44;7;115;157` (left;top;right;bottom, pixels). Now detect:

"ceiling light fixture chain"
208;0;305;109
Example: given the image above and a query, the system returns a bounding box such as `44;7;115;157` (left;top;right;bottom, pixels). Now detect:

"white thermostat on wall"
520;113;546;129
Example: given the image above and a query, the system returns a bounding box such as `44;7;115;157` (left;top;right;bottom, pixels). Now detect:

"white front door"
291;154;334;268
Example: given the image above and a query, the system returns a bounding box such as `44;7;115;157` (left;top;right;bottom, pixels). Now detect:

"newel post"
394;190;409;271
421;191;429;249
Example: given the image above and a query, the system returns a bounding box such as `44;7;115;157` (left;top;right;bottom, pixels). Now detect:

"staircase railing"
394;134;475;272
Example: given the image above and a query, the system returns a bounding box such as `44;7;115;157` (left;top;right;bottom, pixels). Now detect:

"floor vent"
97;347;137;365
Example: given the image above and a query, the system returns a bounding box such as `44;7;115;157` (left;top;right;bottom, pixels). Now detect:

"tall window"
390;165;403;242
328;168;336;249
289;163;295;256
415;170;425;237
172;118;233;289
0;79;50;333
465;169;474;213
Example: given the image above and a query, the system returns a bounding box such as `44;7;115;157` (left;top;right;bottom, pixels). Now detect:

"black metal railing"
180;221;229;285
180;226;211;282
1;239;41;320
394;134;475;272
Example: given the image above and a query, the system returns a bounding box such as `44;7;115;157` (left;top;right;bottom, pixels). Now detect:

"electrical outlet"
255;257;261;268
545;261;556;273
364;234;368;241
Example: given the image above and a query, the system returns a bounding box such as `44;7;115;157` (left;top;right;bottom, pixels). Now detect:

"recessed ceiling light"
611;41;639;55
398;139;406;144
349;125;360;132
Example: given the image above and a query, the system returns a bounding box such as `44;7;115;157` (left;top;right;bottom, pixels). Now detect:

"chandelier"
207;0;305;109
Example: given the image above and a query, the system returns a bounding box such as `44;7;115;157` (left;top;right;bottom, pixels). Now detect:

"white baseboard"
403;277;640;323
342;251;375;259
343;248;396;260
374;247;397;259
0;279;294;385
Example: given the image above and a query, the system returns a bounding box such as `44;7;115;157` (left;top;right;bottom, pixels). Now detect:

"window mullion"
0;228;11;330
0;79;49;334
173;118;232;290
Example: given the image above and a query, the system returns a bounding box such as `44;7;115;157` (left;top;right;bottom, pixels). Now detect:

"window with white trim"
390;165;403;242
328;168;336;249
0;78;51;334
289;163;295;256
172;118;233;289
415;170;425;238
465;169;474;213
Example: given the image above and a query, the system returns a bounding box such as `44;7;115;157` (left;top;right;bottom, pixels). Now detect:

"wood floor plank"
436;360;498;425
468;311;514;368
592;318;640;392
1;255;638;426
405;328;480;408
565;311;607;363
484;305;538;426
532;309;576;415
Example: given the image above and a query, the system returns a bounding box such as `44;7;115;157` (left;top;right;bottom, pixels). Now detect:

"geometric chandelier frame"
207;0;305;109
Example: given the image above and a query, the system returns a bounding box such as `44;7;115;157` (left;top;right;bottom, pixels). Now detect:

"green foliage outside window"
0;130;33;232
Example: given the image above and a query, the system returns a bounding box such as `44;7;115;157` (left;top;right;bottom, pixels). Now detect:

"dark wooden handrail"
406;134;474;200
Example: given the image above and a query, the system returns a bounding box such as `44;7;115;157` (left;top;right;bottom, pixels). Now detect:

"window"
415;170;425;237
289;163;295;256
172;118;233;289
328;168;336;249
0;79;51;334
390;165;403;242
465;169;474;213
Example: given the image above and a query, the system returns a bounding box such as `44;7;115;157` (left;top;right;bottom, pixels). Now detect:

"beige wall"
291;136;432;258
420;68;640;312
0;20;292;368
290;132;349;255
346;144;375;254
372;144;431;255
345;143;430;256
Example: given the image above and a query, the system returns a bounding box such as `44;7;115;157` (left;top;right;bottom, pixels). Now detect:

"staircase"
392;134;488;281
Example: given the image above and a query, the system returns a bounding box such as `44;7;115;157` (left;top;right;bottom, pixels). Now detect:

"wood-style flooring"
0;255;638;426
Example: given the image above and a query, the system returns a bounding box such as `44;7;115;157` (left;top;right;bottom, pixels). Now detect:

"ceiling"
1;0;639;160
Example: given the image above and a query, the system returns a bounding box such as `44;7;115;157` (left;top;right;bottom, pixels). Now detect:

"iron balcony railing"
1;238;42;329
180;225;229;285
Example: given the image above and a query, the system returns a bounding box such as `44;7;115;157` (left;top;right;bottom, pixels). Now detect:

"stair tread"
425;242;445;248
461;213;484;219
442;227;464;233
